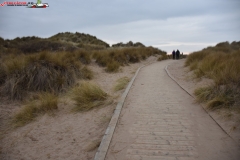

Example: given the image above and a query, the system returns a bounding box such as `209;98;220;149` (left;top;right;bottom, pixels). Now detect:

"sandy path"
105;60;240;160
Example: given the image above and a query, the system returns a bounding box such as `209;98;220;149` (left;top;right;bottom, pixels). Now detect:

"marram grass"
70;81;107;111
13;92;58;127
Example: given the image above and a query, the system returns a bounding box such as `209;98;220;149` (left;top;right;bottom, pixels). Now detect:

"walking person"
172;50;176;60
176;49;180;60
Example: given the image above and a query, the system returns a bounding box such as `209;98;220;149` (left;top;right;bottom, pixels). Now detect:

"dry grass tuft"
106;61;120;73
188;41;240;110
114;77;130;91
94;47;166;67
84;140;101;152
81;66;94;79
158;53;168;61
0;51;95;100
70;81;108;111
13;92;58;127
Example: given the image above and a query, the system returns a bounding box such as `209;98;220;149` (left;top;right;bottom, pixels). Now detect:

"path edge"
164;64;236;143
94;63;149;160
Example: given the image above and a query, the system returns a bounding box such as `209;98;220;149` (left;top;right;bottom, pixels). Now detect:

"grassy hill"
0;32;110;54
49;32;110;49
0;32;166;100
185;41;240;110
112;41;145;47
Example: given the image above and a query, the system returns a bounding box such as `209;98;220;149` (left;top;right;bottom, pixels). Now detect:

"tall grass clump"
106;61;120;73
70;81;108;111
114;77;130;91
13;92;58;127
186;41;240;110
158;53;168;61
81;66;94;79
194;84;237;110
0;51;93;100
93;47;166;72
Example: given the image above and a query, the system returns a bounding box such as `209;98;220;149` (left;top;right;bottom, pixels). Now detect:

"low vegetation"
70;81;108;111
157;53;168;61
106;60;120;73
13;92;58;127
93;47;166;72
0;32;167;127
49;32;109;48
185;41;240;110
0;51;93;100
112;41;145;47
114;77;130;91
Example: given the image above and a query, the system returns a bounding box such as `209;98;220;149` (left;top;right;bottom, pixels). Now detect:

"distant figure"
176;49;180;60
181;52;183;59
172;50;176;60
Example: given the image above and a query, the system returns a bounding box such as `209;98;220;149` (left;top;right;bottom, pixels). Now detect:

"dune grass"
185;41;240;110
157;53;168;61
81;66;94;79
0;36;166;101
70;81;108;111
106;61;120;73
93;47;166;72
114;77;130;91
0;51;94;100
13;92;58;127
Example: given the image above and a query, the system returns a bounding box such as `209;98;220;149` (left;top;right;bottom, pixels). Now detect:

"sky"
0;0;240;54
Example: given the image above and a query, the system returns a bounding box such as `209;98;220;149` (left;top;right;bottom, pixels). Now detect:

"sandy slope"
0;55;160;160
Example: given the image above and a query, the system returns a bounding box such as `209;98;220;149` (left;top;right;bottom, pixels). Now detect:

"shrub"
70;81;108;111
13;92;58;126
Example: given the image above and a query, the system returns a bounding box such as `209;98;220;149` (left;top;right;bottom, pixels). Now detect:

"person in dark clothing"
176;49;180;60
172;50;176;60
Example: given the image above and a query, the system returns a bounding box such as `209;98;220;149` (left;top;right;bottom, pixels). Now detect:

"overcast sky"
0;0;239;53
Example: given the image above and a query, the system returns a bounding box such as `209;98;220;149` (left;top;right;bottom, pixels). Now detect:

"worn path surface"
105;60;240;160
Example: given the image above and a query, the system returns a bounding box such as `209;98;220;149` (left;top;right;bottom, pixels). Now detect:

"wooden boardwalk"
104;60;240;160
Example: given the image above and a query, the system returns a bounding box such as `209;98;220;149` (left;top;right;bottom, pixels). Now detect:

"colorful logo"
27;0;49;8
0;0;49;8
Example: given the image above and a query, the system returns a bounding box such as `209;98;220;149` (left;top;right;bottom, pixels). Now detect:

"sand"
0;55;160;160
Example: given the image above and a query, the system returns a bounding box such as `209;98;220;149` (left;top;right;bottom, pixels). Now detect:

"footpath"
104;60;240;160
